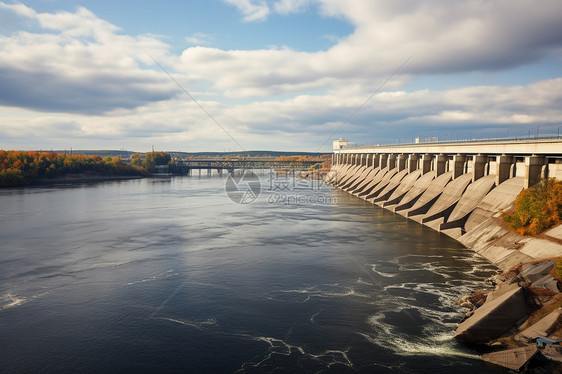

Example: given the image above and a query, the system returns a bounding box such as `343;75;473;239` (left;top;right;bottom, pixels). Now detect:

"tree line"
0;150;171;187
275;154;332;170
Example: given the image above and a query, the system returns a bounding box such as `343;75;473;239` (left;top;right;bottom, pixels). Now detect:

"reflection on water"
0;175;499;373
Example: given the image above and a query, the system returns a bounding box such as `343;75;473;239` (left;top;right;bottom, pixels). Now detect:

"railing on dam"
343;134;562;150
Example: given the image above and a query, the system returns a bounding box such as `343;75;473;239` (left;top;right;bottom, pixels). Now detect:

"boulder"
520;309;561;340
540;344;562;363
482;344;538;370
455;287;528;342
468;290;488;308
531;275;560;293
486;282;521;302
521;260;555;283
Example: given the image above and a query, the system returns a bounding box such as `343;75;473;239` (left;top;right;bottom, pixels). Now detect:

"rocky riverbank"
455;258;562;371
420;212;562;371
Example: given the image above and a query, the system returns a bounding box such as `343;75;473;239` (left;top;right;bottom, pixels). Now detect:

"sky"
0;0;561;152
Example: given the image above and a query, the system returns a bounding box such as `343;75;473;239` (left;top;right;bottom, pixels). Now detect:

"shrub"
556;259;562;281
501;178;562;235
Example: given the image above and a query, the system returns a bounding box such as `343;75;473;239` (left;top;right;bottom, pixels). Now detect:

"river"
0;172;500;373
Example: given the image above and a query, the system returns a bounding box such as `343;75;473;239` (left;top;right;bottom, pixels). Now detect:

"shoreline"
27;173;146;187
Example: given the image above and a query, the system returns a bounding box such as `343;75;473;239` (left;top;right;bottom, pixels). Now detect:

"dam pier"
325;137;562;243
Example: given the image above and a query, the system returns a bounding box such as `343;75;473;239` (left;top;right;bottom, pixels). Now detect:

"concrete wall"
325;144;561;240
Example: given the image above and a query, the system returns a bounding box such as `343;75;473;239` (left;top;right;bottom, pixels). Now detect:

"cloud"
185;33;214;46
181;0;562;98
0;1;561;151
223;0;313;21
222;0;270;22
0;65;176;114
0;2;36;18
6;78;560;151
0;2;179;114
273;0;312;14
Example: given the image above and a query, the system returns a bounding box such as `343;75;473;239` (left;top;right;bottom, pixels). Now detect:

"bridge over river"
170;158;319;175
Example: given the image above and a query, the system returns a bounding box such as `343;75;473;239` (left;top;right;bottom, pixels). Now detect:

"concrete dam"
325;138;562;243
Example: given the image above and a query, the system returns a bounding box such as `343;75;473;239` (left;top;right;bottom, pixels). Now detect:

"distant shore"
30;172;145;186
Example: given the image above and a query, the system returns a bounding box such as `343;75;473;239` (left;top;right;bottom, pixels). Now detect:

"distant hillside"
52;150;135;157
52;150;329;157
167;151;328;158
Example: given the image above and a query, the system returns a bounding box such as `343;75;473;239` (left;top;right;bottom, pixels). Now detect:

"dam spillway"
325;138;562;241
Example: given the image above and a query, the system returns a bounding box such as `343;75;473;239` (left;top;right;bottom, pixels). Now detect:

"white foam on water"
394;262;455;279
160;317;217;330
234;335;305;372
90;261;130;269
394;254;447;262
356;278;374;286
464;263;499;279
428;332;457;343
240;241;495;371
370;264;399;278
361;273;486;361
309;307;323;322
359;326;479;360
384;275;487;306
126;270;178;285
0;293;26;311
0;290;53;311
235;333;354;373
275;285;370;301
308;348;353;368
255;336;305;355
277;286;316;294
363;289;482;361
380;282;478;329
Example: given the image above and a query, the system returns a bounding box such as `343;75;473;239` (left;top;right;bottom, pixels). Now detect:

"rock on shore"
455;258;562;371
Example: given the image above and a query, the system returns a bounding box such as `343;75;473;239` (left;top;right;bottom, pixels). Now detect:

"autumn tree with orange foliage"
0;150;147;187
501;178;562;235
275;154;332;170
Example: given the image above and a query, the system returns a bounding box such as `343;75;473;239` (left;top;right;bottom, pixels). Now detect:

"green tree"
142;152;171;172
130;153;141;166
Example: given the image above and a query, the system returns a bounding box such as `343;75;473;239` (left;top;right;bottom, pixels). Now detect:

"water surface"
0;175;499;373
